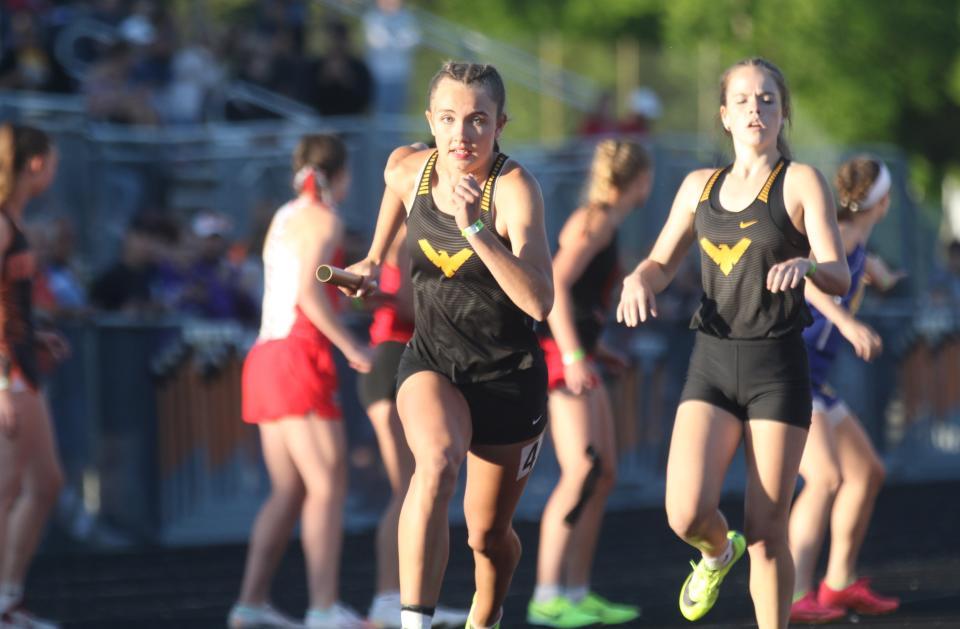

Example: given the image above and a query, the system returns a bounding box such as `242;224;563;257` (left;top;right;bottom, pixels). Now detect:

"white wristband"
461;219;484;238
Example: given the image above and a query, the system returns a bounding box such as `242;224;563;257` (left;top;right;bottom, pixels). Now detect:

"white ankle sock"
565;585;589;603
703;540;733;570
532;584;563;603
400;607;434;629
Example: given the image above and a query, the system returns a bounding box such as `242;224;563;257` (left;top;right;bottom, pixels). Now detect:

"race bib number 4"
517;433;544;480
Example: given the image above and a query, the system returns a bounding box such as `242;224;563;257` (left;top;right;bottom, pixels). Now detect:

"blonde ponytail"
585;138;651;209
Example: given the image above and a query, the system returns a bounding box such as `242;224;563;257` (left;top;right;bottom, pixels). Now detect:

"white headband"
851;162;891;212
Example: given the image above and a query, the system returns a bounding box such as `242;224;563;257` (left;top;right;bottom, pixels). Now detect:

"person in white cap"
618;87;661;137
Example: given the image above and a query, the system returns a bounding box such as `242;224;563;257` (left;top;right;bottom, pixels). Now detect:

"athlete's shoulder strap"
480;153;509;213
757;158;787;204
414;151;439;198
764;159;807;250
405;150;439;216
698;167;726;204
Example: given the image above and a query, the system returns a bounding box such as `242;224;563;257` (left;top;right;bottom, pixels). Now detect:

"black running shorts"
680;331;812;428
396;347;548;445
357;340;407;408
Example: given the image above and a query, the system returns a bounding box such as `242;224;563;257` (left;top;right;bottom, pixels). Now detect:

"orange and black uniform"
680;159;813;427
0;212;39;387
396;152;547;444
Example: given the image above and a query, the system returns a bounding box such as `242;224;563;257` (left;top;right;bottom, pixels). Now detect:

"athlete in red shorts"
230;134;373;629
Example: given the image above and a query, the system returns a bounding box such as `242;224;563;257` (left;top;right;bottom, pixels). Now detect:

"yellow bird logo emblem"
419;239;474;278
700;237;751;276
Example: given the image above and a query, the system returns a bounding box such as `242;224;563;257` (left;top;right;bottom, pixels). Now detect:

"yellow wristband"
562;348;586;366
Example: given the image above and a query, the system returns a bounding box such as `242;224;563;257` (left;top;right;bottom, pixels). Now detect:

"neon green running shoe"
526;596;600;628
466;593;501;629
575;592;640;625
678;530;746;621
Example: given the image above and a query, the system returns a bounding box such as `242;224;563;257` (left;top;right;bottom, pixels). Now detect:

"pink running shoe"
818;578;900;615
790;592;845;624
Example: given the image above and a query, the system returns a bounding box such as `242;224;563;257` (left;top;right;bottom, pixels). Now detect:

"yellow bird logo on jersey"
419;239;474;278
700;237;752;276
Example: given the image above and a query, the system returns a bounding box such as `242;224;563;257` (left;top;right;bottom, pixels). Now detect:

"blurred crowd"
5;0;960;334
27;208;266;326
21;204;960;336
0;0;421;123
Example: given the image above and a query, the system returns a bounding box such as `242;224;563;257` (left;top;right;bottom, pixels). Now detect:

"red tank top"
288;248;346;343
368;262;414;345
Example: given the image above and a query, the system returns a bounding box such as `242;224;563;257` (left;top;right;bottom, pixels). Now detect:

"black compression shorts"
680;331;812;428
357;340;407;408
396;347;548;445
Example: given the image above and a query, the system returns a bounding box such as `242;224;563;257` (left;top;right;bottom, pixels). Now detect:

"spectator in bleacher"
255;0;308;55
578;90;618;137
0;10;71;93
89;0;129;27
618;87;661;138
82;40;159;125
305;19;372;117
363;0;420;116
89;212;179;314
155;43;223;124
122;1;177;93
176;210;258;325
0;123;66;629
30;217;89;318
222;25;305;121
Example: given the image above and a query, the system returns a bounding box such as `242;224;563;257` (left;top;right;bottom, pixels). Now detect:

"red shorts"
540;337;597;392
242;333;341;423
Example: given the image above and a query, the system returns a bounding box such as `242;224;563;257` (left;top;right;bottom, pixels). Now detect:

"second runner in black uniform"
617;58;850;629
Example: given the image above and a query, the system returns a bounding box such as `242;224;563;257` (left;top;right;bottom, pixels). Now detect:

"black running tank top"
691;159;812;339
543;231;619;352
405;152;540;383
0;212;38;385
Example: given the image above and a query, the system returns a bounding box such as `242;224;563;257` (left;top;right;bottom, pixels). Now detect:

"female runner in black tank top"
345;62;553;629
527;139;651;627
0;124;67;628
355;143;468;628
617;58;850;629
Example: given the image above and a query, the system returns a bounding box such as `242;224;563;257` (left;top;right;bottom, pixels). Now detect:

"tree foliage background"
420;0;960;199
